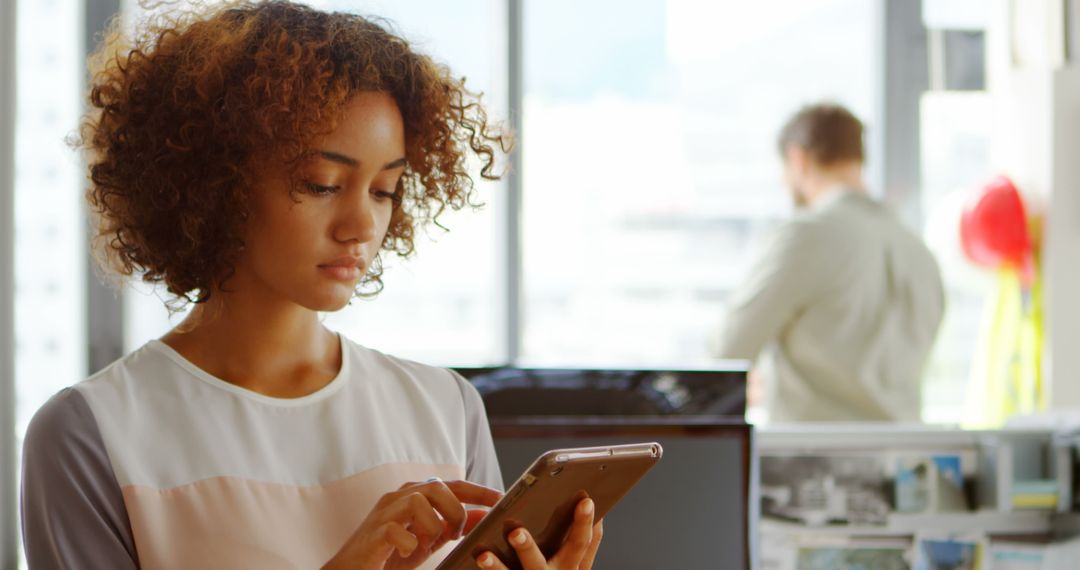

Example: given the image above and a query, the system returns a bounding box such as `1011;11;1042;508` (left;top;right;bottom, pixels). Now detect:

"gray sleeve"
711;221;830;361
21;387;139;569
450;371;504;492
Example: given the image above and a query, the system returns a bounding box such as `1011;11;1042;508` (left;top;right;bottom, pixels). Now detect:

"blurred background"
5;0;1080;568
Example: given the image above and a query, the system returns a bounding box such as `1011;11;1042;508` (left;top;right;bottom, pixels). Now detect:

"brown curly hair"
79;0;509;305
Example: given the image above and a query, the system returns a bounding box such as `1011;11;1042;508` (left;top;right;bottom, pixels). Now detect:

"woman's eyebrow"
315;151;406;171
382;157;407;170
317;150;358;167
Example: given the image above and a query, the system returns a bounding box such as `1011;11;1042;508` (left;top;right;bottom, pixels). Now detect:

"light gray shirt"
21;339;502;569
713;189;945;422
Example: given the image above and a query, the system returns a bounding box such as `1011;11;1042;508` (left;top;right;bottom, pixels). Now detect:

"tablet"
436;442;663;570
490;418;752;569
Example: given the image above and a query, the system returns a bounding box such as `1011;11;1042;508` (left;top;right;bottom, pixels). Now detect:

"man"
713;103;944;422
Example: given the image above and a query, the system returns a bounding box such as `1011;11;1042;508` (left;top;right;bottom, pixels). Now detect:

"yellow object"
1011;495;1057;509
963;262;1045;428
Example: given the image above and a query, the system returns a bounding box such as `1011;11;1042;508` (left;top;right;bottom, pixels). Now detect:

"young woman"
20;2;602;569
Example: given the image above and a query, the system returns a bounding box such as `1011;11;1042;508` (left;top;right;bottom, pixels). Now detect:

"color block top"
21;336;502;569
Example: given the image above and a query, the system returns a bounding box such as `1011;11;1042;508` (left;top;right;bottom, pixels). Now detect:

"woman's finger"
506;528;547;570
391;479;501;540
381;521;420;558
351;521;417;567
550;498;594;569
420;508;490;562
463;508;489;534
475;551;510;569
381;492;444;548
444;480;504;507
578;519;603;570
413;479;469;539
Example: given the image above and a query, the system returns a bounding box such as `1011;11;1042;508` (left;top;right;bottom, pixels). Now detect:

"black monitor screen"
457;366;749;418
490;418;752;570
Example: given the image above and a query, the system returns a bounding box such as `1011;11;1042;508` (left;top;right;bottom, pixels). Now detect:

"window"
520;0;877;366
919;90;992;424
315;0;507;366
919;0;994;423
13;0;85;566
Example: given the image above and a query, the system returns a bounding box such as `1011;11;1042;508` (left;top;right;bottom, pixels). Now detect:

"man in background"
712;103;944;422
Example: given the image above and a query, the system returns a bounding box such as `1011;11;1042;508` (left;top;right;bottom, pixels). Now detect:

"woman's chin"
302;289;356;313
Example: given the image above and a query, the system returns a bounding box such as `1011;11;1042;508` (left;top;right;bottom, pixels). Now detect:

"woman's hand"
474;498;604;570
322;478;503;570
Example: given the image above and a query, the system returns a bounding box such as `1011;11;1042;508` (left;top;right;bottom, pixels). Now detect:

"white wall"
988;0;1080;410
1046;68;1080;409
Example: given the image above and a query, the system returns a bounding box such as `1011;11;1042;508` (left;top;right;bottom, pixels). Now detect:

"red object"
960;175;1034;282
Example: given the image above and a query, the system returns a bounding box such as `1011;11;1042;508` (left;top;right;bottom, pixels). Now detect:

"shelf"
1051;513;1080;537
761;510;1056;537
757;424;1057;452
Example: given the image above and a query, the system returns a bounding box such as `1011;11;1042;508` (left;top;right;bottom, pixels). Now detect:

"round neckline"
146;334;352;407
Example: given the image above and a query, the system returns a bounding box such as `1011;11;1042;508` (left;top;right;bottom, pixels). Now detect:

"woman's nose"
332;189;378;244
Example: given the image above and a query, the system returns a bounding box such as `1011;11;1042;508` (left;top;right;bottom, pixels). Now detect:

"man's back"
715;189;944;422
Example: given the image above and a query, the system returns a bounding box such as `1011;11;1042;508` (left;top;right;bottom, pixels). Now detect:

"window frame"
85;0;124;377
2;0;19;565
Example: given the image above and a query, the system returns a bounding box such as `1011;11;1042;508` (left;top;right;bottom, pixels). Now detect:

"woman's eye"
372;189;401;203
305;182;339;195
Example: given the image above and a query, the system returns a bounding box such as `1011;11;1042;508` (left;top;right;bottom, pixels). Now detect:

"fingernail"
581;499;594;515
478;553;495;567
512;530;528;545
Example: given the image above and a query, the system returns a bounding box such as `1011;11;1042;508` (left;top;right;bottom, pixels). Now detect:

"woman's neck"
161;293;342;398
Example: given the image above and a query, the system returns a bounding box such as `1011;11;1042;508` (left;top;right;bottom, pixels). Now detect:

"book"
988;543;1047;570
1010;480;1057;510
896;454;968;513
913;532;987;570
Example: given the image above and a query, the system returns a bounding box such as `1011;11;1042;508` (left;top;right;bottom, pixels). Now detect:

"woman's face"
236;91;406;312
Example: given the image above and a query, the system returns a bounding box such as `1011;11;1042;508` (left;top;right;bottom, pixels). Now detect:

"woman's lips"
318;257;363;281
318;265;361;281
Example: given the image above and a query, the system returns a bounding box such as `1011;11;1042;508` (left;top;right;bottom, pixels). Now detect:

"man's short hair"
777;103;864;166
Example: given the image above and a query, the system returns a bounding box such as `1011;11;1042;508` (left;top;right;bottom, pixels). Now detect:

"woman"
20;2;602;569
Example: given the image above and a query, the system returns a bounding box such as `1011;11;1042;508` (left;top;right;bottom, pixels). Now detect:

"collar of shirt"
811;185;866;212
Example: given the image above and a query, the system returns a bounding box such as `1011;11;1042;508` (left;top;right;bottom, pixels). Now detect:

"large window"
919;0;993;423
13;0;85;566
919;89;992;424
520;0;877;366
23;0;986;419
14;0;85;433
315;0;507;366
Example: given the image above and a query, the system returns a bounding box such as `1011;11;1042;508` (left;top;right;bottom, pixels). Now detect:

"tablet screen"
491;418;751;570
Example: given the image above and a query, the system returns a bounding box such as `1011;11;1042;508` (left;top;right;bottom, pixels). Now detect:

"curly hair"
79;0;509;306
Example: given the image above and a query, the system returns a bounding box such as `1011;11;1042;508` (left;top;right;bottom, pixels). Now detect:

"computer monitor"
490;417;753;570
457;365;749;418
